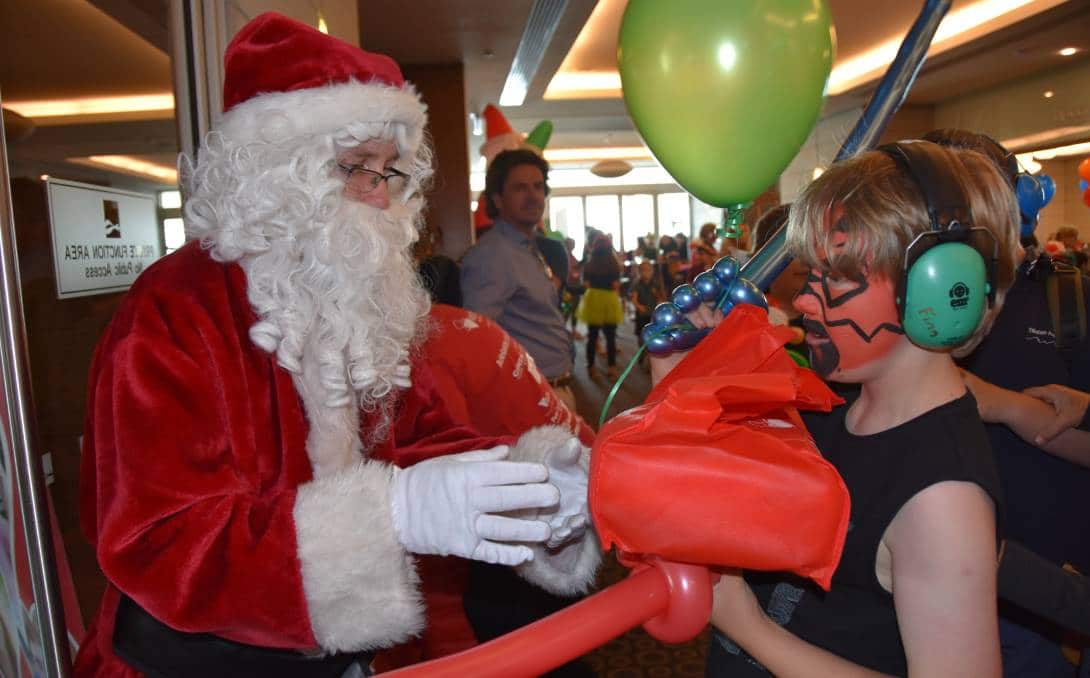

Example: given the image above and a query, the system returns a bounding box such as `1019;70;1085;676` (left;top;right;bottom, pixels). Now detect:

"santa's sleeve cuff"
293;461;423;652
508;426;602;595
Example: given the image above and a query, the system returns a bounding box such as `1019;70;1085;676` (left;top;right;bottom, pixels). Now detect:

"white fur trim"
518;531;602;596
506;425;582;466
219;79;427;151
294;461;423;652
507;426;602;595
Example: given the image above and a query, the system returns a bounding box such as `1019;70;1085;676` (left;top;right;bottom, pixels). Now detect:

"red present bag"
590;306;849;589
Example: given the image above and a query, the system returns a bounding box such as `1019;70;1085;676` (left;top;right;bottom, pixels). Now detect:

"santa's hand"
390;446;558;566
541;437;591;549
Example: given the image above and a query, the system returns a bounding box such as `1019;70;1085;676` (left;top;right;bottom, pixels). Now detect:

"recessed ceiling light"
1043;90;1055;98
1059;47;1078;56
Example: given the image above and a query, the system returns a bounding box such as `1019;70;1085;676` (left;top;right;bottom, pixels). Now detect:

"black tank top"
708;390;1003;677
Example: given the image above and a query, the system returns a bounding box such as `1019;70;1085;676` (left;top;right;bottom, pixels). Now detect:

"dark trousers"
635;313;652;346
463;562;594;677
586;324;616;367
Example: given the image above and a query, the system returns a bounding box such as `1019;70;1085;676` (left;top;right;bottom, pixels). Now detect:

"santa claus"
73;12;597;677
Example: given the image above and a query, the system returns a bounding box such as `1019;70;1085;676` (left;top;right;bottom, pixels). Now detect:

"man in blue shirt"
462;149;576;411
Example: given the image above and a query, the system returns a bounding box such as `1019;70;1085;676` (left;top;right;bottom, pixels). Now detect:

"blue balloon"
671;284;701;313
692;271;722;301
1016;174;1045;214
711;256;739;283
642;324;673;354
1080;179;1088;193
726;277;768;310
1040;174;1056;204
651;302;683;328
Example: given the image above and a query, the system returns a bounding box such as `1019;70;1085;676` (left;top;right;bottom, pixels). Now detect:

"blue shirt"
461;219;573;379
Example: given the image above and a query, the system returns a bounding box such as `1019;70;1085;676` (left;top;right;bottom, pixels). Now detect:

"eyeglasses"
337;163;409;195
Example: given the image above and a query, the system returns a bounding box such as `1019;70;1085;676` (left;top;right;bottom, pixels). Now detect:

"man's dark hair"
753;204;791;252
922;128;1018;187
484;149;550;218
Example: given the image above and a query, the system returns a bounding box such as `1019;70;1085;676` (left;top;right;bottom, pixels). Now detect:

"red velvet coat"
73;242;505;676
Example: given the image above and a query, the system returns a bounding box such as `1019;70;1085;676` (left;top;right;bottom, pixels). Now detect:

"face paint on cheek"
797;269;905;378
822;275;903;374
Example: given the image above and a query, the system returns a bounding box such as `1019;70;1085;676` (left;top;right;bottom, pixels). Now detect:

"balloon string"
596;321;690;429
598;344;646;429
718;202;749;240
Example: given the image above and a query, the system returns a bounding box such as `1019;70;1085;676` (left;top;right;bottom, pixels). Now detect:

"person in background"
675;231;690;262
690;222;719;282
630;260;664;363
578;236;624;380
461;149;577;412
924;128;1090;678
563;237;585;339
415;225;462;307
662;251;687;292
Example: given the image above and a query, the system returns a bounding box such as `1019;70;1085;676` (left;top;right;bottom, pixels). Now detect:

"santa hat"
478;104;527;165
216;12;427;153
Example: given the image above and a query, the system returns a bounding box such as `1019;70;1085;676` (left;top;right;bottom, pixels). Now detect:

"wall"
1037;155;1090;241
402;63;473;259
936;59;1090;242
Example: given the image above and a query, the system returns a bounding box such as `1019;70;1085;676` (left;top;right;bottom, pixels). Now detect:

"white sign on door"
45;179;163;299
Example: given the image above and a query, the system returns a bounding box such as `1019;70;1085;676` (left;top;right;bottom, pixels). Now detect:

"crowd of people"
70;12;1090;678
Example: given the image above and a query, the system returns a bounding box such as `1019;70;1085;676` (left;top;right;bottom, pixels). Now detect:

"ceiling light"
590;159;633;178
828;0;1065;95
39;175;49;182
544;146;652;162
1025;140;1090;160
1043;90;1055;98
1001;125;1090;150
499;0;568;107
545;71;623;99
68;155;178;184
5;94;175;122
1059;46;1078;56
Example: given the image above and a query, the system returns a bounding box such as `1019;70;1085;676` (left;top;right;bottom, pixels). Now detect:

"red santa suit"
73;243;503;675
73;13;599;676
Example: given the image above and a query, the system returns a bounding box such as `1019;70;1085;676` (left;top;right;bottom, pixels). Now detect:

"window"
549;196;585;258
585;195;620;250
163;218;186;252
621;194;654;253
656;193;690;240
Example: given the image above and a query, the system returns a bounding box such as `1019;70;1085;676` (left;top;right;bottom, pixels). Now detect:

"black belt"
113;594;373;678
548;373;573;388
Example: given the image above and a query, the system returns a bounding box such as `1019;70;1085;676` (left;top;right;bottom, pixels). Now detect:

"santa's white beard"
240;195;431;452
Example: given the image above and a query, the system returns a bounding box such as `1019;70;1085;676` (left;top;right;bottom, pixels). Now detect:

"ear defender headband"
879;141;998;350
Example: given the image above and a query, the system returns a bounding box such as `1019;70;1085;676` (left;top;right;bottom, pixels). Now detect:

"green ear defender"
880;141;998;350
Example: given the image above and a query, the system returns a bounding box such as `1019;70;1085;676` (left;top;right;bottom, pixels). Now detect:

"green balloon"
526;120;554;150
618;0;834;207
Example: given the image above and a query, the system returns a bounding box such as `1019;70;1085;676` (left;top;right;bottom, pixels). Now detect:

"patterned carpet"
568;318;711;678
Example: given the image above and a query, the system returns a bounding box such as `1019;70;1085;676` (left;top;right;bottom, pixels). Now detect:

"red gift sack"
590;306;849;589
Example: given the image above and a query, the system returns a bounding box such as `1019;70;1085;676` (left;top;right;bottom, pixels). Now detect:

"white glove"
542;438;591;549
390;446;559;566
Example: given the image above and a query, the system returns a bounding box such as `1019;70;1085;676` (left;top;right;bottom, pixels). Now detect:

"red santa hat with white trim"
216;12;427;155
